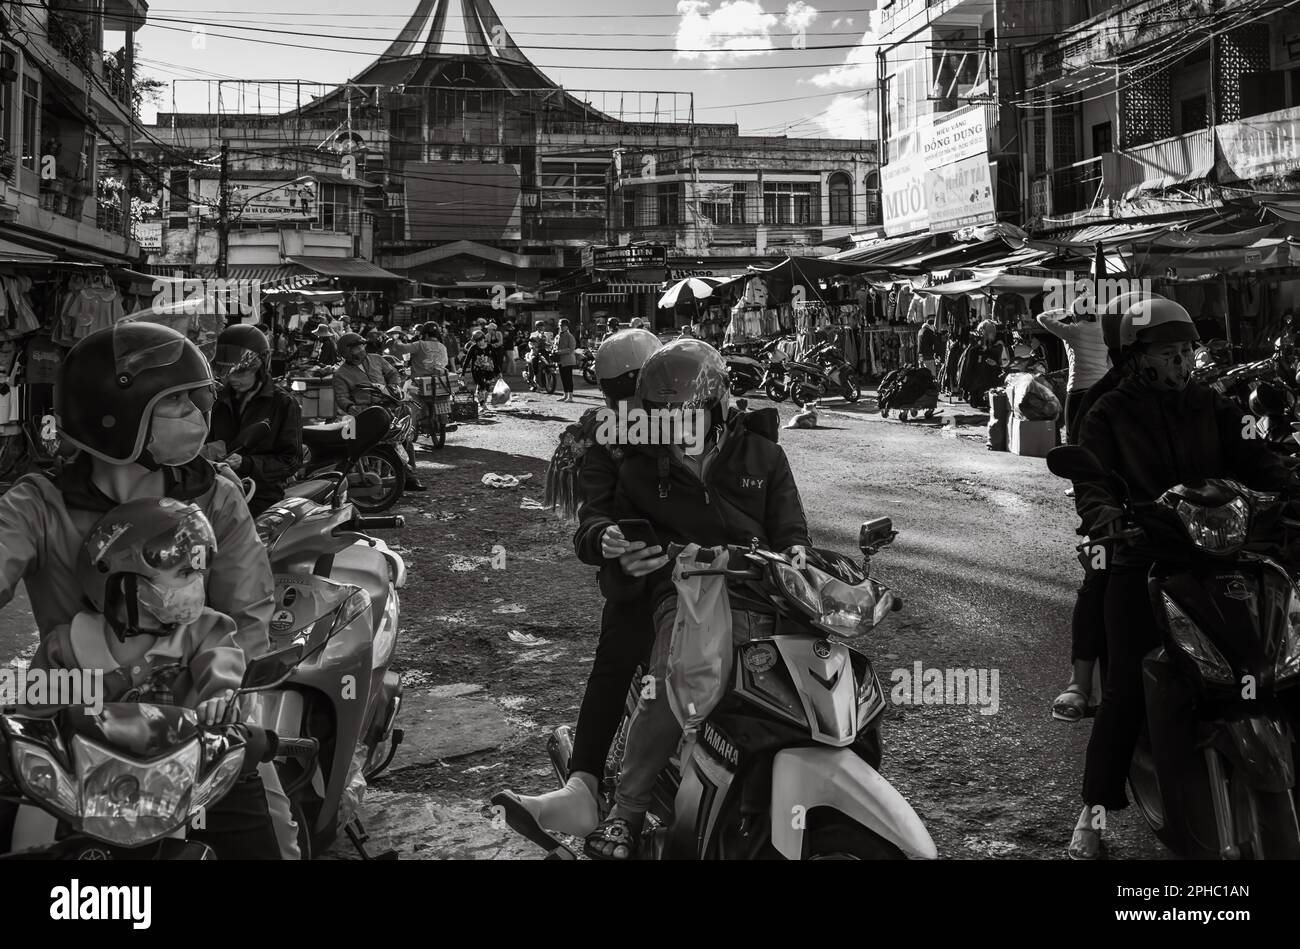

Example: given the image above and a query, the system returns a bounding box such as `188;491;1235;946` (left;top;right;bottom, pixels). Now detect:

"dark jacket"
463;342;503;381
587;407;810;603
917;323;940;361
207;375;303;516
1073;364;1122;428
1074;377;1292;547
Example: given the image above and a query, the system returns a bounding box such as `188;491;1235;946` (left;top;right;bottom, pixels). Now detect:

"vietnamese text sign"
880;158;929;237
198;178;317;222
926;154;996;233
135;221;162;251
593;245;666;270
1217;106;1300;182
923;106;989;170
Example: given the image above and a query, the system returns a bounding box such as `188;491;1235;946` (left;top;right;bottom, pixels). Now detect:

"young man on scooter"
0;322;300;858
492;328;664;840
1065;299;1295;859
333;332;425;492
19;499;283;858
582;339;812;860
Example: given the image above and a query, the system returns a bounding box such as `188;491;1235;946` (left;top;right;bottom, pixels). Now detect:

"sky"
124;0;882;140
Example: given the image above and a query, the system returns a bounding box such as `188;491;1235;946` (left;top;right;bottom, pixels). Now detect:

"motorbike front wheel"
582;366;597;386
349;445;405;514
543;367;558;395
804;822;907;860
764;380;789;403
841;375;862;403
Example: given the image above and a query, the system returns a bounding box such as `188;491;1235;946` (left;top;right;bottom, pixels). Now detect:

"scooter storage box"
292;376;335;420
1009;416;1056;457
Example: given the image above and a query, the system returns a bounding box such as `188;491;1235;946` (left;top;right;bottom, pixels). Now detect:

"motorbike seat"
302;420;353;449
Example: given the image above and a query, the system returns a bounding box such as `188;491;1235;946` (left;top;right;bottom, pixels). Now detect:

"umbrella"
657;276;725;310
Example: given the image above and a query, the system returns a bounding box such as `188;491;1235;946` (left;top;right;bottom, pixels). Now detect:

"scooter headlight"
1173;498;1249;554
773;561;893;637
12;740;78;818
1277;588;1300;683
191;746;246;814
74;736;199;846
1162;594;1236;685
372;590;399;669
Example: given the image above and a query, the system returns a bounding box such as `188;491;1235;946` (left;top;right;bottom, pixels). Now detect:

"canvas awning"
284;256;406;282
1101;129;1215;200
196;264;318;290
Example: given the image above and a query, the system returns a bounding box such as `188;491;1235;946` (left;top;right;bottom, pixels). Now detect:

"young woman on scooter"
1066;298;1294;859
492;329;664;840
0;322;300;858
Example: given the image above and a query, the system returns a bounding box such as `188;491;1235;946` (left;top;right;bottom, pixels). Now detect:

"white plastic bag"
666;544;734;732
490;378;511;405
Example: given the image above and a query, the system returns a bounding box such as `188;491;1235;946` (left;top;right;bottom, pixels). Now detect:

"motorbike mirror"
1045;446;1106;482
860;517;897;556
239;642;304;691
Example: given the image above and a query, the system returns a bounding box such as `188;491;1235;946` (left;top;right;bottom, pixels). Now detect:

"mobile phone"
618;518;662;550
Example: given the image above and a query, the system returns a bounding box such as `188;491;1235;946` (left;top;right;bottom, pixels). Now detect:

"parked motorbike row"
1;407;409;860
722;335;862;406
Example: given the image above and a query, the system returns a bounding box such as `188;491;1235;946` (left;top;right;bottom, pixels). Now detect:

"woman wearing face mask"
0;321;301;858
1065;298;1294;859
203;323;303;516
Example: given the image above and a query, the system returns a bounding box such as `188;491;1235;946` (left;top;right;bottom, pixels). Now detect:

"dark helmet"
1250;381;1293;419
55;323;214;466
77;497;217;641
635;338;730;417
340;332;367;349
594;328;661;407
212;323;270;382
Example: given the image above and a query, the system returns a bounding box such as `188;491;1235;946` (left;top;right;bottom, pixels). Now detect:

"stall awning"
1101;129;1215;200
197;264;317;290
285;256;406;282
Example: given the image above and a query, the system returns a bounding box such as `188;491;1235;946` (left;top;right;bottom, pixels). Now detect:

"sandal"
1052;685;1089;722
1067;827;1106;860
583;817;639;861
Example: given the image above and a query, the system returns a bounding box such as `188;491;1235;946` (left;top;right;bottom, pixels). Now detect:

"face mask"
1137;350;1192;392
136;573;206;627
147;405;209;466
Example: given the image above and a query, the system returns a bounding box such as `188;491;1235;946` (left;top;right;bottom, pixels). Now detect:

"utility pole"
217;139;229;279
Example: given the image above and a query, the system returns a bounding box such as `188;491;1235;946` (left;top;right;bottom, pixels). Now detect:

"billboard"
880;157;928;237
404;162;522;241
197;178;317;222
926;154;997;233
880;105;995;236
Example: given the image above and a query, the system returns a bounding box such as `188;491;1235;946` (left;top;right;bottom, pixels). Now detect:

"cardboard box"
1009;417;1057;457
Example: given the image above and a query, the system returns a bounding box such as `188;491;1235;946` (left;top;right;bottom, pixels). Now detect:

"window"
657;181;680;225
541;158;607;216
697;181;740;225
316;183;350;232
732;183;748;224
168;169;188;211
1180;95;1207;133
21;76;37;171
1091;122;1112;159
623;187;636;227
828;172;852;226
763;180;819;225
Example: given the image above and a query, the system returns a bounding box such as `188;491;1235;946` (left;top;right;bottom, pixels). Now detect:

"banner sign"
923;105;990;169
883;105;996;235
197;178;317;222
592;245;666;270
881;158;929;237
134;221;162;251
926;154;997;233
1217;106;1300;182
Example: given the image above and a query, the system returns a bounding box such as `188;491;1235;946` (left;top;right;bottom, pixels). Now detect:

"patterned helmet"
635;338;730;412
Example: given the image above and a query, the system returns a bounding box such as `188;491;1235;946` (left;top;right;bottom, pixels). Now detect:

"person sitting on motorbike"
491;329;665;841
525;331;549;392
334;332;425;492
976;319;1010;371
1066;297;1294;859
202;324;303;517
0;322;300;858
311;323;338;365
462;329;504;408
602;317;620;341
386;322;449;443
582;339;812;860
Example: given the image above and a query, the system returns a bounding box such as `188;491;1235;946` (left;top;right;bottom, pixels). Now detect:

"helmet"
339;332;367;349
77;497;218;641
635;338;730;419
1116;298;1199;350
55;323;214;466
594;328;662;406
212;323;270;382
1100;290;1166;350
630;317;645;329
976;319;998;336
529;331;543;343
1250;381;1294;419
471;329;486;341
488;322;498;331
313;324;334;337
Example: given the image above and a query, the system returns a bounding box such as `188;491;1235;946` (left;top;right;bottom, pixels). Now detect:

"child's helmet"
1116;298;1199;351
55;323;214;466
635;338;730;423
594;328;662;408
1101;290;1166;351
77;498;218;641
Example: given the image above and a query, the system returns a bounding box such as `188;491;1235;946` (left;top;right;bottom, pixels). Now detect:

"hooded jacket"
31;607;245;708
1074;377;1292;548
576;406;810;603
207;373;302;516
0;453;274;658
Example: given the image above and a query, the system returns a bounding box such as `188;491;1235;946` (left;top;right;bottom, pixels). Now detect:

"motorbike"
766;340;862;406
1047;445;1300;859
298;387;413;514
496;519;937;861
254;404;408;859
0;645;316;860
577;348;597;386
524;350;558;395
720;344;767;398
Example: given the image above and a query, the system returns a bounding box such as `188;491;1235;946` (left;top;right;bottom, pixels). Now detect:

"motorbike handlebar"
275;736;320;761
353;515;405;531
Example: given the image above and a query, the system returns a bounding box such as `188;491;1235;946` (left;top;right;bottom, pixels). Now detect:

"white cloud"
674;0;819;63
807;10;881;89
818;93;877;139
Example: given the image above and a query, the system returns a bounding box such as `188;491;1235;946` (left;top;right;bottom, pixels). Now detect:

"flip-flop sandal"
583;817;639;861
1067;827;1107;860
489;791;568;854
1052;685;1089;722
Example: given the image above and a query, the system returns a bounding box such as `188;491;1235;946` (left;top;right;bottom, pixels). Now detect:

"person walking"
555;318;577;402
1037;306;1111;445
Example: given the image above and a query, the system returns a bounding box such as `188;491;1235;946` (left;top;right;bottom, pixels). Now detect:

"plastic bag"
490;378;511;405
337;746;369;831
666;544;735;732
1004;371;1061;421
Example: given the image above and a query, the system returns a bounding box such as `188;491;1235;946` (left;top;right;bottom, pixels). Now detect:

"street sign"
592;245;666;270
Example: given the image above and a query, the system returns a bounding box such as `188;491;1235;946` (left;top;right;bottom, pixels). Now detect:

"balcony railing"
1029;156;1103;219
